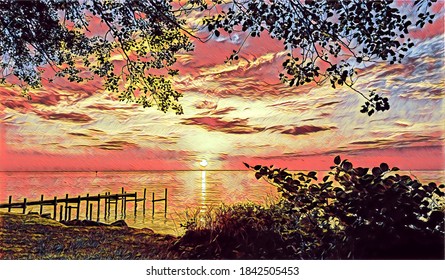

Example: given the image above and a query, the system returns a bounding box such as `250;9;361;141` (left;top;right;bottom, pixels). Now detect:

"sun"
199;159;208;167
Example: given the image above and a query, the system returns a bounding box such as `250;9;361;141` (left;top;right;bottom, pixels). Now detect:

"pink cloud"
211;106;237;115
194;100;218;110
36;111;93;123
181;116;263;134
86;104;116;111
268;125;335;136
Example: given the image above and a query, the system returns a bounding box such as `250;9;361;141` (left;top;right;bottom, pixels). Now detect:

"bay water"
0;170;443;235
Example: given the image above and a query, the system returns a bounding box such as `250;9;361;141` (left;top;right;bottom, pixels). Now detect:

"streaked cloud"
96;140;138;151
268;125;336;136
36;111;93;123
194;100;218;110
0;11;443;171
181;116;263;134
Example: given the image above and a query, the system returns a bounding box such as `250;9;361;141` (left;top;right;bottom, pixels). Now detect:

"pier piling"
39;195;44;215
97;194;101;221
85;194;90;219
89;204;93;220
0;188;170;223
134;192;138;216
76;196;81;220
104;192;108;220
53;197;57;220
151;188;168;216
68;206;72;221
8;196;12;212
122;192;127;218
152;192;155;216
114;196;119;219
165;188;168;216
22;198;27;214
64;194;68;220
143;189;146;215
121;188;125;213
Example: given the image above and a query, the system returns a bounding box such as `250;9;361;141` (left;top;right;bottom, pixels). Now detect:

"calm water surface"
0;171;277;235
0;170;443;235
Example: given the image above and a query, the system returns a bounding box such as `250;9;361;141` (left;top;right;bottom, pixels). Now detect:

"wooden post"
64;194;68;220
108;192;111;215
143;188;146;215
105;192;111;216
164;188;168;215
8;196;12;212
104;192;108;220
134;192;138;216
59;205;63;221
97;194;100;221
152;192;155;216
121;187;125;217
86;193;90;219
121;193;125;213
123;192;127;216
107;192;110;215
39;194;44;215
53;196;57;220
68;206;72;221
76;196;81;220
114;195;118;219
22;198;27;214
89;204;93;220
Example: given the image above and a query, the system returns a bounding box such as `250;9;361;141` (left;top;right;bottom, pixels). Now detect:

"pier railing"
0;187;168;222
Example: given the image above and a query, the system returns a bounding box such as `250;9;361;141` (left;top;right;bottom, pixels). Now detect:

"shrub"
173;203;303;259
244;156;445;259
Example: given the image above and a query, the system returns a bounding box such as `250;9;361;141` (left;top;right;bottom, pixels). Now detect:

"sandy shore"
0;212;180;259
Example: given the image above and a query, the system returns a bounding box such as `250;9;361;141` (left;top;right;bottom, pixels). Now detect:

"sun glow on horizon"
199;159;208;168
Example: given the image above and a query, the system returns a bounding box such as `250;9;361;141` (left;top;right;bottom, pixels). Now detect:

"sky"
0;1;444;172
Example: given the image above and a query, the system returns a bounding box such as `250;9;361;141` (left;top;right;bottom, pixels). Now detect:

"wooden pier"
0;188;168;222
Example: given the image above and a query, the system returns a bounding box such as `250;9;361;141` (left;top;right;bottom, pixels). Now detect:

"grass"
2;195;443;260
171;202;302;259
0;202;297;260
0;212;179;259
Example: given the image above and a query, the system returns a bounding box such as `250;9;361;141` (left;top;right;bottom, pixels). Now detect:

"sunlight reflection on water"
0;170;277;235
0;170;443;235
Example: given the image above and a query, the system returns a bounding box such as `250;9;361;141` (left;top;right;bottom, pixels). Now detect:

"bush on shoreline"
174;156;444;259
172;202;302;259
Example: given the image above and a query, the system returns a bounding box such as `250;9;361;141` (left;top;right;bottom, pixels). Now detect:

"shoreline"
0;212;180;260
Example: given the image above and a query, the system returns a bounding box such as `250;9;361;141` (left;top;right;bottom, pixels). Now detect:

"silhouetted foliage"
173;203;300;259
0;0;438;114
244;157;444;259
188;0;437;115
0;0;192;114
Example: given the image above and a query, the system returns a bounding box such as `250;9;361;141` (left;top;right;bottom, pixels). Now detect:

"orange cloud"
268;125;336;136
181;116;263;134
36;111;93;123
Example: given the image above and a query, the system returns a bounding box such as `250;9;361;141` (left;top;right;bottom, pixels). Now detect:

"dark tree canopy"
0;0;438;115
0;0;192;114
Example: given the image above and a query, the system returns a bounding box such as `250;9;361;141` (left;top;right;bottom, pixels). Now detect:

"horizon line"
1;169;444;173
